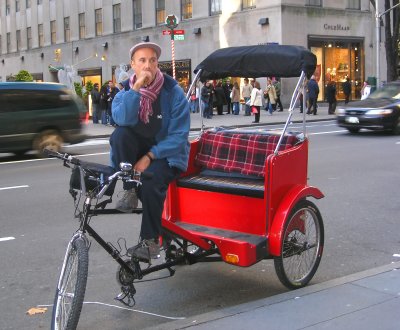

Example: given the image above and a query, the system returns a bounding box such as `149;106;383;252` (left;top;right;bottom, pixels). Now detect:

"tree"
370;0;400;82
15;70;34;82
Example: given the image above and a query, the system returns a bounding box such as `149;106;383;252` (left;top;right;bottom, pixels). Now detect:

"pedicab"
49;44;324;330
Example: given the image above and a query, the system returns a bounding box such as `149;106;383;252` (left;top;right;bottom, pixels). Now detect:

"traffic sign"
174;29;185;35
174;35;185;41
162;30;172;35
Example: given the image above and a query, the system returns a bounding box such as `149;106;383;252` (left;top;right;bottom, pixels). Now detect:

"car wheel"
347;127;360;134
391;119;400;135
33;129;63;157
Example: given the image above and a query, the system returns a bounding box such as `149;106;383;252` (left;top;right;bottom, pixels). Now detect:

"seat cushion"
195;130;298;178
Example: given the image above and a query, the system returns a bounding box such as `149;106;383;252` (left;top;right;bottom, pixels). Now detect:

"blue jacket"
307;79;319;99
111;74;190;171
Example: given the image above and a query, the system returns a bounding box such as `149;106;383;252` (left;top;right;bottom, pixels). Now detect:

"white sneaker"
115;189;138;213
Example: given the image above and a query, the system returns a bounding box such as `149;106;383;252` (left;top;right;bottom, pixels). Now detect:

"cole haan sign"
324;23;350;31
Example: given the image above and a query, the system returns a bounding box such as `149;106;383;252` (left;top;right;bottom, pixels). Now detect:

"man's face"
131;48;159;84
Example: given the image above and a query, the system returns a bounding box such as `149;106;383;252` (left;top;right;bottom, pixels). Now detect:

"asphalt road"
1;120;399;329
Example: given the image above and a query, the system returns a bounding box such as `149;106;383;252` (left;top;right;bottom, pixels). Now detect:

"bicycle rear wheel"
51;236;89;330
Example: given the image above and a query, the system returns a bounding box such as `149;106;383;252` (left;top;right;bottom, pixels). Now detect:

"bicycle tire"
51;237;89;330
274;199;324;289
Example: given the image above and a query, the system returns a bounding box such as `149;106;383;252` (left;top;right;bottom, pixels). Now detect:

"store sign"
324;23;350;31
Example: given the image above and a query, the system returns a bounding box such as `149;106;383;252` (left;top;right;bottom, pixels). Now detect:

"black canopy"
194;44;316;81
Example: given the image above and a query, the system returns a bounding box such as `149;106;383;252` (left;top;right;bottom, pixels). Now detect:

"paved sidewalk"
83;107;336;138
148;261;400;330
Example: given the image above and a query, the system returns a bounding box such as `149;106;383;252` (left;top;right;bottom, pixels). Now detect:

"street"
1;120;399;329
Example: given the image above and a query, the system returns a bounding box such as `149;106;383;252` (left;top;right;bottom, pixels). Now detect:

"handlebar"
44;148;153;199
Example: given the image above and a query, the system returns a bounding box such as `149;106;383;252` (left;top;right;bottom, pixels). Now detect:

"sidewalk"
147;261;400;330
83;107;335;138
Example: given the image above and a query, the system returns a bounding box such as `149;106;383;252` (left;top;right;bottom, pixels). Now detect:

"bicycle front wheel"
51;236;89;330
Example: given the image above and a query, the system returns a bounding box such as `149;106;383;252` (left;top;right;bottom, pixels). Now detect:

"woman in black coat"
214;81;227;115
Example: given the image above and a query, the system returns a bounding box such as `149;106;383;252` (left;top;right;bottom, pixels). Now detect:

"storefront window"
158;59;191;91
309;39;364;101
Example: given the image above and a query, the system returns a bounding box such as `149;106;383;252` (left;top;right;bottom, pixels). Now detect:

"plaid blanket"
195;131;298;177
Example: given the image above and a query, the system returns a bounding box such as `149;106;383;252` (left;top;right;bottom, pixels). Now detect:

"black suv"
0;82;87;156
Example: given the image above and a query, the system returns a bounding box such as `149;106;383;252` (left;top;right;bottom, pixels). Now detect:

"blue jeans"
201;100;209;118
233;102;240;115
109;127;180;240
243;97;250;115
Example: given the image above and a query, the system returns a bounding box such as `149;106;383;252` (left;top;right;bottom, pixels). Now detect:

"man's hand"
132;71;153;91
134;155;151;173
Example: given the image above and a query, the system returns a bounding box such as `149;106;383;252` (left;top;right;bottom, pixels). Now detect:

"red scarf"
129;69;164;124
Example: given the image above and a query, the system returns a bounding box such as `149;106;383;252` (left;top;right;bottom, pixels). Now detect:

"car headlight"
336;108;345;115
365;109;393;115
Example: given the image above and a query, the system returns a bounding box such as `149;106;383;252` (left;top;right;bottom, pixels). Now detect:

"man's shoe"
128;239;160;262
115;189;138;213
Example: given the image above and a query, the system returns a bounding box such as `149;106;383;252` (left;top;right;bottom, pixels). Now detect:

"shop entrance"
158;59;191;92
309;38;364;102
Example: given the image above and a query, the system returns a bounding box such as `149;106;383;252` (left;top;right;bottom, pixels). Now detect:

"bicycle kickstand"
115;284;136;307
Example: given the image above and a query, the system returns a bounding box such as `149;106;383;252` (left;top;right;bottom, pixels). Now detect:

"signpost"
164;14;181;80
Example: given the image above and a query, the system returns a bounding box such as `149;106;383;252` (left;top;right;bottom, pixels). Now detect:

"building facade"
0;0;385;102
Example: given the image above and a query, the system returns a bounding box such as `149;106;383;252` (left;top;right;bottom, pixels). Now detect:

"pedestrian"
306;75;319;115
231;82;240;115
250;81;262;123
214;81;227;115
264;78;277;115
107;80;119;126
273;78;284;111
200;81;212;119
189;86;197;113
342;77;351;104
110;41;190;262
100;83;109;125
326;80;337;114
360;81;371;100
90;83;101;124
241;78;253;116
223;80;233;114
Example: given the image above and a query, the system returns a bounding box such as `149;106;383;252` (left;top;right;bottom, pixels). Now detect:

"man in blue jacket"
110;42;190;262
306;75;319;115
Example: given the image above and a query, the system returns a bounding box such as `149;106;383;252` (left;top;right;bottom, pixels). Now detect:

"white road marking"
0;237;16;242
38;301;185;320
0;185;29;191
309;130;347;135
0;152;109;165
64;139;110;148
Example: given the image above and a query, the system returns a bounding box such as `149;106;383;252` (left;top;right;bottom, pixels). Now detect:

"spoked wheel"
274;200;324;289
51;237;89;330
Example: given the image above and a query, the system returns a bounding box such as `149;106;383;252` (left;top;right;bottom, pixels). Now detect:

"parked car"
336;80;400;134
0;82;87;157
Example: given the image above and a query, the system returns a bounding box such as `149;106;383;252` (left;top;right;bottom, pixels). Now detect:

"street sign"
162;29;185;35
174;35;185;41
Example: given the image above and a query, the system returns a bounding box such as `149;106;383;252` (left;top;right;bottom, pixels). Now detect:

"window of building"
26;0;31;8
156;0;166;25
133;0;142;29
6;33;11;53
64;17;70;42
95;8;103;36
347;0;360;9
181;0;192;20
210;0;221;16
16;30;21;51
6;0;10;15
242;0;255;10
38;23;44;47
37;0;42;4
50;20;56;45
27;27;32;49
79;13;85;39
16;0;20;12
113;4;121;33
306;0;322;6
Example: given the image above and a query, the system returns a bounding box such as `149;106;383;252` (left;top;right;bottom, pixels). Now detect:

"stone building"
0;0;384;102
